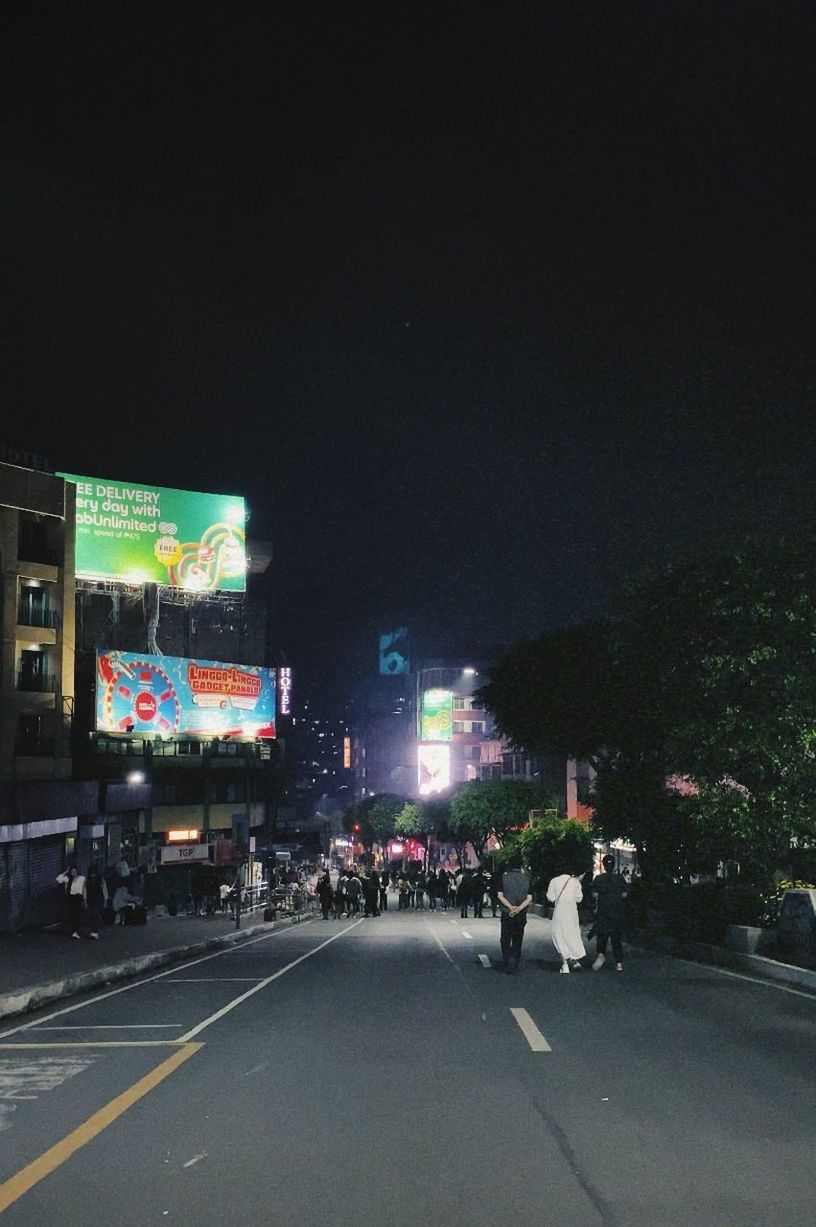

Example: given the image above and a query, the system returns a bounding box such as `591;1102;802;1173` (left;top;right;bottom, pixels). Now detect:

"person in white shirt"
56;866;86;938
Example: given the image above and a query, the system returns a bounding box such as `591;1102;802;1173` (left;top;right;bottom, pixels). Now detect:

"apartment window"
453;721;464;734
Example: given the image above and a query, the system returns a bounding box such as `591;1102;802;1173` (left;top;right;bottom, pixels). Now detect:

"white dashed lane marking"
510;1008;552;1052
478;954;491;967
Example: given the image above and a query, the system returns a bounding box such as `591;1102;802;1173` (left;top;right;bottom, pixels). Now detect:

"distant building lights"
127;771;145;785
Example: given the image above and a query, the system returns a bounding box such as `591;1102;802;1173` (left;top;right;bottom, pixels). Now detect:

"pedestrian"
363;869;381;917
317;871;335;920
335;871;348;918
547;864;587;973
590;854;628;972
84;864;108;939
471;867;486;918
426;869;438;911
458;870;471;918
414;869;426;910
397;874;410;910
56;865;86;939
379;870;390;911
497;858;532;972
436;868;450;911
345;871;362;916
487;871;500;917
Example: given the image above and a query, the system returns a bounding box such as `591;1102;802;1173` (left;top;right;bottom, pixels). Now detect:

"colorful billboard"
379;628;410;675
420;689;453;740
96;649;276;740
418;743;451;796
58;473;247;592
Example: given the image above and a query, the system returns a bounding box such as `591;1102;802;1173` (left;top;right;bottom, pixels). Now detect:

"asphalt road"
0;909;813;1226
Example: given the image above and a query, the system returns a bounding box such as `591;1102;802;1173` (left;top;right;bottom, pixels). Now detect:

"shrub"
721;882;765;927
759;879;816;928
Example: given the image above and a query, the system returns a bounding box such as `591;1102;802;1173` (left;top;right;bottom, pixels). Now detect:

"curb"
630;929;816;994
530;904;816;993
0;912;314;1023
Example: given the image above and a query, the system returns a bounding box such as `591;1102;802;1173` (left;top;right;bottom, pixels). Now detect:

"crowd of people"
314;856;631;977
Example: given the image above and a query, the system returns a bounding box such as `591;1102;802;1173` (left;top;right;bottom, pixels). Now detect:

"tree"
366;793;410;848
626;534;816;875
448;779;554;861
512;817;594;899
394;802;437;864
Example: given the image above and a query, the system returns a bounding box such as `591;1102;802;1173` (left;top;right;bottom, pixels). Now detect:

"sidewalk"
0;907;315;1023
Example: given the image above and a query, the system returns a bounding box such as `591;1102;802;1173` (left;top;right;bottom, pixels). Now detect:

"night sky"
2;2;814;704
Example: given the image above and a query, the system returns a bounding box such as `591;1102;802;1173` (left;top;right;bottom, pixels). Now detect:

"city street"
0;910;813;1226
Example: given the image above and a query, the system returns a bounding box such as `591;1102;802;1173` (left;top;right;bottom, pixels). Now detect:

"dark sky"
2;2;815;703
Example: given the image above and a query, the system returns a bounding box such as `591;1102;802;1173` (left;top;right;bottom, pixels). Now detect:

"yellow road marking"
0;1041;202;1214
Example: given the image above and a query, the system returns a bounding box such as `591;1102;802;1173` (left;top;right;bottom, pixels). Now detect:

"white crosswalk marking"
0;1053;98;1130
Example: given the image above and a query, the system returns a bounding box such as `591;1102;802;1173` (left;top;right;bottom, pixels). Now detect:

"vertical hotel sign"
278;667;292;716
420;689;453;741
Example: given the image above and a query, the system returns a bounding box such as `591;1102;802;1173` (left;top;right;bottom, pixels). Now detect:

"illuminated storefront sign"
167;829;200;842
96;648;276;740
420;689;453;740
343;735;352;769
278;666;293;715
58;472;247;592
418;743;451;795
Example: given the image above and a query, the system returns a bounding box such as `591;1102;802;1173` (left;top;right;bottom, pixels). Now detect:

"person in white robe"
547;871;586;972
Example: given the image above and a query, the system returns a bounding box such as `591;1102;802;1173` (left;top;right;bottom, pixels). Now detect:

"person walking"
426;869;438;911
317;871;334;920
56;865;86;939
547;865;586;972
497;859;532;973
590;854;628;971
345;871;362;917
334;871;349;918
487;871;500;918
84;864;108;939
363;869;381;917
379;870;390;912
458;870;472;918
471;867;486;918
436;868;450;911
414;869;426;910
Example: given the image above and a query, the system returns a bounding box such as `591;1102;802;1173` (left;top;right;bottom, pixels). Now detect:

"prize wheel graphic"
102;657;181;734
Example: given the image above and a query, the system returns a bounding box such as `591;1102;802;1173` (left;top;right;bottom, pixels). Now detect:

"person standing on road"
497;859;532;973
487;871;500;917
345;871;363;917
84;864;108;939
56;865;86;939
379;870;390;911
591;854;628;972
547;865;586;973
471;867;486;918
363;868;381;917
317;871;334;920
426;869;438;911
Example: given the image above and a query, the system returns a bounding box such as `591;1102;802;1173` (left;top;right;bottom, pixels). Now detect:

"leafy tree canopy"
449;778;554;858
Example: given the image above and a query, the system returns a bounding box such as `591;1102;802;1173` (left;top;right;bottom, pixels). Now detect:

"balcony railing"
17;604;60;629
17;672;58;693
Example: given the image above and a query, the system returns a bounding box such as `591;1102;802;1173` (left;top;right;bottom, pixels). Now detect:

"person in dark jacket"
363;869;381;917
590;854;629;971
85;864;108;938
379;870;390;911
317;872;334;920
471;868;486;918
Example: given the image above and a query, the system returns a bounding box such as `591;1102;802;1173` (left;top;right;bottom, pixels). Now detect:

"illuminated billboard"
58;473;247;592
418;743;451;795
96;649;276;740
420;689;453;740
379;627;410;675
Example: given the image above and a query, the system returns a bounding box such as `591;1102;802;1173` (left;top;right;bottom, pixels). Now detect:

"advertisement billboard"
58;472;247;592
418;743;451;795
379;628;410;675
420;689;453;740
96;649;276;740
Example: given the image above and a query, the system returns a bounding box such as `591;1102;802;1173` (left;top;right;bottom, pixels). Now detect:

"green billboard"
421;689;453;740
58;473;247;592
